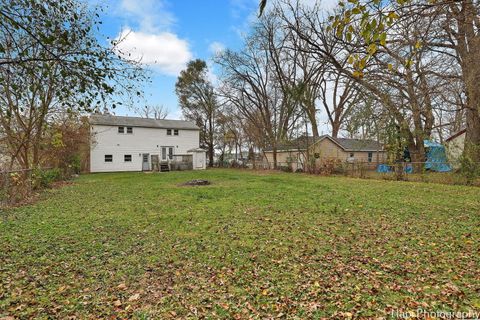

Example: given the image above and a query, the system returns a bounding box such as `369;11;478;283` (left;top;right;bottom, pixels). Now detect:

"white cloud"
116;29;192;76
119;0;175;32
208;41;226;55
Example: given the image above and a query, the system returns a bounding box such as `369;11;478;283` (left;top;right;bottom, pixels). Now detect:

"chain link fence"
0;167;62;208
245;160;479;186
1;169;34;207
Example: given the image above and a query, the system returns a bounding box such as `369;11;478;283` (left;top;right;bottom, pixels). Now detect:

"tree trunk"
208;143;214;167
464;103;480;161
208;115;214;167
453;0;480;163
331;121;341;138
272;145;278;170
462;36;480;162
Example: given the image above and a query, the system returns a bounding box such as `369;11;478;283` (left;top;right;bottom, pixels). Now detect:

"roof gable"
445;128;466;142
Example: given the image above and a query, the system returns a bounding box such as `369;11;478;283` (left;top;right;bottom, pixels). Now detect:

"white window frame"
105;154;113;162
124;154;132;162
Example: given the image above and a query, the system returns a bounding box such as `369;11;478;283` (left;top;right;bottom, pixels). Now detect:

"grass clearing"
1;169;479;319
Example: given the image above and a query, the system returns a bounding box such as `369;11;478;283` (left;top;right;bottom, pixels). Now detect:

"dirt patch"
180;179;211;186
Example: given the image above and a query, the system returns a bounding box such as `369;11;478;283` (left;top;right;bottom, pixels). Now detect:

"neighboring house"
90;114;206;172
445;128;466;168
263;135;386;170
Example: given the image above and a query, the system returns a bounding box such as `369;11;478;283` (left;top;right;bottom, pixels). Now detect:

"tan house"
263;135;386;171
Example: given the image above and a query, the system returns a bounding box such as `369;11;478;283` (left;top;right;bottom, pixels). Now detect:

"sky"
91;0;264;119
93;0;337;127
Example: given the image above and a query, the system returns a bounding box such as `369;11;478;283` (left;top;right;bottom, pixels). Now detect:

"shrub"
69;154;82;174
459;144;480;185
33;168;62;189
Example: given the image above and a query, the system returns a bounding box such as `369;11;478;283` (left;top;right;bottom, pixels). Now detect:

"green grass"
1;169;479;319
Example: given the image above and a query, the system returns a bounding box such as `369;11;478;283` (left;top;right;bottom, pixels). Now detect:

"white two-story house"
90;114;206;172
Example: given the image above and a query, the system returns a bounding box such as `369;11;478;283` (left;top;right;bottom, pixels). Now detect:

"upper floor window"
105;155;113;162
126;127;133;134
174;129;179;136
118;126;124;133
167;129;172;136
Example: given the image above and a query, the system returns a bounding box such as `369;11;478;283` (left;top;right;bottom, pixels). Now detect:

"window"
174;129;179;136
118;126;124;133
126;127;133;134
105;155;113;162
368;152;373;163
161;147;174;160
314;153;320;159
349;152;354;158
167;129;172;136
124;154;132;162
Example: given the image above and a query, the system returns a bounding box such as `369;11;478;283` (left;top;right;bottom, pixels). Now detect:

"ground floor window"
105;155;113;162
124;154;132;162
368;152;373;162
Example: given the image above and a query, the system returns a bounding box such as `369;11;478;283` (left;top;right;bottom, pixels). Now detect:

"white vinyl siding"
90;125;200;172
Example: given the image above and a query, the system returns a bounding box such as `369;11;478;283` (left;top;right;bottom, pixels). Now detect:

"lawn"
0;169;479;319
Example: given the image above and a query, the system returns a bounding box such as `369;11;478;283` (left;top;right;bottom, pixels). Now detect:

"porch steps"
160;163;170;172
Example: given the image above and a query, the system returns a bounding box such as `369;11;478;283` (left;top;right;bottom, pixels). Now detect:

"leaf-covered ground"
0;169;479;319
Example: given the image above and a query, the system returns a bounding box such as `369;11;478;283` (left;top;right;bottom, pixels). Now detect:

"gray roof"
332;137;383;151
264;135;327;152
90;114;199;130
264;135;383;152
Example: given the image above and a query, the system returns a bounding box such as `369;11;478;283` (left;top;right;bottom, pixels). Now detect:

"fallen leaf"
128;293;140;302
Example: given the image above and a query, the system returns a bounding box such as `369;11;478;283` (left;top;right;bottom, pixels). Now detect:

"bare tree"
216;30;300;169
138;105;169;120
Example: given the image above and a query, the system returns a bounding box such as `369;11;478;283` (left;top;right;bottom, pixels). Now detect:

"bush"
69;154;82;174
459;144;480;185
33;168;62;189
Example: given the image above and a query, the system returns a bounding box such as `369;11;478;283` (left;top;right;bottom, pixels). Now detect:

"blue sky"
93;0;261;119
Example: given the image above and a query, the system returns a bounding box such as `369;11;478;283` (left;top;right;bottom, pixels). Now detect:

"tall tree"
175;59;218;166
0;0;144;170
281;1;460;171
217;37;300;169
328;0;480;164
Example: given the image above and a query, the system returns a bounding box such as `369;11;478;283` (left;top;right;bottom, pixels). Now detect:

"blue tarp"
376;163;413;173
377;140;452;173
424;140;452;172
377;164;391;173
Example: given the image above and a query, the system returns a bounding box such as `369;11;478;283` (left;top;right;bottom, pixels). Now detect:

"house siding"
446;132;465;168
90;124;200;172
263;137;386;169
312;138;385;164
